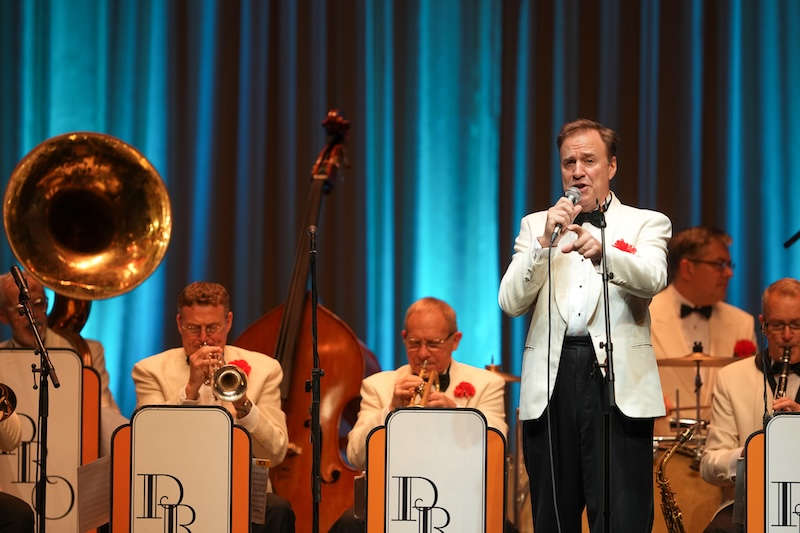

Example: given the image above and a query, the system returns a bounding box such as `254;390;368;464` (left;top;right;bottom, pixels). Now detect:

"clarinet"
775;346;792;399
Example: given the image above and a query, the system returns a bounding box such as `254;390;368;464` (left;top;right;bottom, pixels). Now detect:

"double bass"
235;111;379;532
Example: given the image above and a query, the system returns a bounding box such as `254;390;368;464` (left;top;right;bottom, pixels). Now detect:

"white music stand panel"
765;413;800;530
0;347;82;532
385;408;487;533
130;405;233;533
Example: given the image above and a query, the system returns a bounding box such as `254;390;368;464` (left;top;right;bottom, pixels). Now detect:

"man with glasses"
0;272;126;456
329;297;507;532
700;278;800;532
650;226;756;420
132;281;294;532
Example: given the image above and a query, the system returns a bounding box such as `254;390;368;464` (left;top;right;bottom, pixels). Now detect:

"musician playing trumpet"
701;278;800;532
132;281;295;533
329;297;507;533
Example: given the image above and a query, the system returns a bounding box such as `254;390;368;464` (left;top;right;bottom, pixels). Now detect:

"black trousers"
0;491;34;533
522;336;654;533
252;493;295;533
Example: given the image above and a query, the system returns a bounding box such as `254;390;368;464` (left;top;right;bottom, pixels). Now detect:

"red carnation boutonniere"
228;359;252;376
733;339;757;358
454;381;476;399
613;239;637;254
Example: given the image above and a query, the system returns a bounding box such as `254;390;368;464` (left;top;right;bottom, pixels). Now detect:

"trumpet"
0;383;16;422
408;360;440;407
775;345;792;400
212;364;248;403
202;343;224;387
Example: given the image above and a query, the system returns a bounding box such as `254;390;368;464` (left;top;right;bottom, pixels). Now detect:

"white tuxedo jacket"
499;194;671;419
132;345;288;466
650;284;756;412
346;359;507;470
701;357;777;497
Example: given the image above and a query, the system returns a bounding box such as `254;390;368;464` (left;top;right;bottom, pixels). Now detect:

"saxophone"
656;425;696;533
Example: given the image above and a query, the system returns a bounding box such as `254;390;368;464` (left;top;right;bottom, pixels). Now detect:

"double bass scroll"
235;110;380;533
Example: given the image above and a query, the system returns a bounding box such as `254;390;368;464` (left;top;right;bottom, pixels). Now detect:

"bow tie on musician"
680;303;712;319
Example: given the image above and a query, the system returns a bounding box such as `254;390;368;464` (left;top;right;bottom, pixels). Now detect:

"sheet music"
78;455;111;531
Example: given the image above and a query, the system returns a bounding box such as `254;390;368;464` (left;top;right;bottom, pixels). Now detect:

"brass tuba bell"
3;132;171;363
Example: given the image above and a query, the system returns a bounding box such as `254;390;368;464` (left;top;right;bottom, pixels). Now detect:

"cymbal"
657;352;737;367
485;364;521;382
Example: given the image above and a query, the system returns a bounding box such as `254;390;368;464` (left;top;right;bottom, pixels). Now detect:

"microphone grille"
565;186;582;204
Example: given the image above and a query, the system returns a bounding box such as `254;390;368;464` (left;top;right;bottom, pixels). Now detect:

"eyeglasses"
6;296;48;313
404;332;455;352
180;322;225;337
764;321;800;333
688;259;735;271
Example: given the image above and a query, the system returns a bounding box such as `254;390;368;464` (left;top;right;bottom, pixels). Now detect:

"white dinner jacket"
499;194;672;419
650;284;756;412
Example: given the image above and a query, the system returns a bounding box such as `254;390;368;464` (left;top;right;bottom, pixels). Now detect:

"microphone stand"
595;206;615;533
306;226;323;533
14;276;60;533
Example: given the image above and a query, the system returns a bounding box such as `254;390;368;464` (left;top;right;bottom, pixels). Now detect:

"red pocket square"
613;239;636;254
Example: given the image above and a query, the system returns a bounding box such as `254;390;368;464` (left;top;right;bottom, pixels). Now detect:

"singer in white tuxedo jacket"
499;119;671;533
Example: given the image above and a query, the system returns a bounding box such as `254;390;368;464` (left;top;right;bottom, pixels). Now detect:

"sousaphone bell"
3;132;172;363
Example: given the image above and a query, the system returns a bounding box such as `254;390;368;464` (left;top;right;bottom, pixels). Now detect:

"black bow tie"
574;210;604;228
769;361;800;376
438;372;450;392
680;304;712;319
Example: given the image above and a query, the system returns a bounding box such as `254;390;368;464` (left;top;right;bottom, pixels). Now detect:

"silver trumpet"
212;364;248;402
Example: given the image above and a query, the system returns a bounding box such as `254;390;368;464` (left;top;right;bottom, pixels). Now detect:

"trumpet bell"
212;364;248;403
0;383;16;421
3;132;172;300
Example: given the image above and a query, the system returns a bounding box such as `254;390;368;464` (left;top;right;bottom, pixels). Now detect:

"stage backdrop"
1;0;798;417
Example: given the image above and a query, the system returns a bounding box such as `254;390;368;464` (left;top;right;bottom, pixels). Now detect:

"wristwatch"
236;398;253;417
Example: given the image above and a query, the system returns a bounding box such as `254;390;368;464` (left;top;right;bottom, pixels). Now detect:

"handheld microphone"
550;186;582;244
9;265;30;301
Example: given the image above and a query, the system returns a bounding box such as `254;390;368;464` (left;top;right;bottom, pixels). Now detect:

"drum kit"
485;350;738;533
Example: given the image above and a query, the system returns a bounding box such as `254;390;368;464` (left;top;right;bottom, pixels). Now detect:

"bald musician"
329;297;508;532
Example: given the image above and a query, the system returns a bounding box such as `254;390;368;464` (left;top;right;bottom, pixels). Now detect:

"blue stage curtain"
1;0;799;418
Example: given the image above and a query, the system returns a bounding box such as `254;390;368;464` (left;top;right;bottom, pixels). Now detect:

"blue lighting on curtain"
638;0;660;209
4;0;800;418
189;0;218;282
688;0;704;224
365;0;397;370
725;0;745;306
407;0;501;370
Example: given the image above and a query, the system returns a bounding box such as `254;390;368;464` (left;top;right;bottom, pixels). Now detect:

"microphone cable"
759;325;771;428
545;243;563;533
